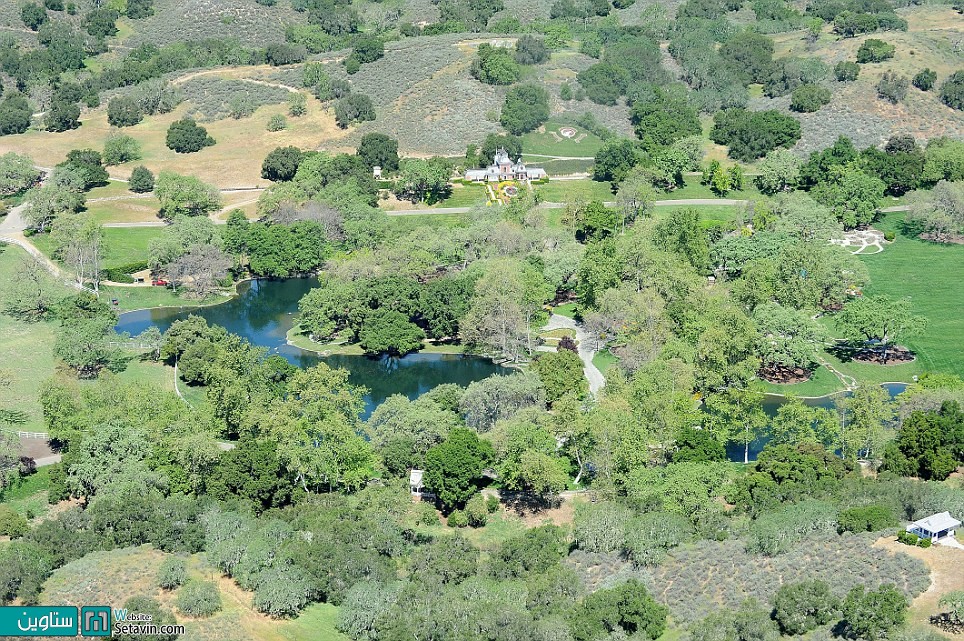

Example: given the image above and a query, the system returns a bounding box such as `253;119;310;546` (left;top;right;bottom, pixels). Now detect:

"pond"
114;278;505;418
726;382;910;462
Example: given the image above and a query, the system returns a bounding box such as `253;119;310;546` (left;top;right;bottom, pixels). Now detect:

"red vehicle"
151;279;169;287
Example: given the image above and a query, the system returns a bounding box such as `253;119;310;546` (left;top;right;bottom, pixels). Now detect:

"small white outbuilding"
906;512;961;542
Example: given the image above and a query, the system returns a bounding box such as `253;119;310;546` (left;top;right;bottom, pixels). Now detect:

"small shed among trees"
409;469;424;495
906;512;961;542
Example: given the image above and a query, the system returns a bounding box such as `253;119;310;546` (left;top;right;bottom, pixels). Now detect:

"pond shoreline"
763;380;913;401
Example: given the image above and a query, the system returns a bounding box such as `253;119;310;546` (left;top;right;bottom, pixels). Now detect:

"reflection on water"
116;279;912;454
114;278;504;418
725;382;910;462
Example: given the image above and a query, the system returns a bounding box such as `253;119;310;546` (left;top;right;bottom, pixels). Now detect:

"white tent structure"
906;512;961;542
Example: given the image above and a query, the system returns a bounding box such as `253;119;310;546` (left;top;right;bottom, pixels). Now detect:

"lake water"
115;278;911;456
114;278;505;417
727;382;910;462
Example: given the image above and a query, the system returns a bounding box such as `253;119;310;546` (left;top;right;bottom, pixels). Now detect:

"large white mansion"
464;148;548;182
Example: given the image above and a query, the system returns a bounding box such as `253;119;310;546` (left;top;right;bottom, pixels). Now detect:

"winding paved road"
542;314;605;395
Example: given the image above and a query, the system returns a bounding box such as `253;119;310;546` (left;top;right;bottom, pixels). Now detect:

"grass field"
521;119;604;157
0;246;60;433
31;226;164;269
592;349;618;374
0;76;346;189
535;179;615;202
853;212;964;378
38;543;350;641
765;212;964;395
761;364;843;397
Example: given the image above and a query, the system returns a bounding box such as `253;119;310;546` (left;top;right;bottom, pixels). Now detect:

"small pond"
726;382;910;462
114;278;505;418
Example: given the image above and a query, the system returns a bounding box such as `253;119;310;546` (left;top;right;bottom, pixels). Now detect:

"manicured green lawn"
535;179;615;203
31;226;165;269
592;349;618;374
276;603;348;641
101;283;227;312
0;246;60;433
762;365;842;397
387;213;471;234
521;119;605;157
436;183;488;207
854;212;964;379
668;176;764;201
552;302;579;319
101;227;165;267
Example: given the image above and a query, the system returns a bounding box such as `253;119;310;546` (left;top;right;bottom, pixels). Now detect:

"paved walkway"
542;314;605;395
387;197;751;216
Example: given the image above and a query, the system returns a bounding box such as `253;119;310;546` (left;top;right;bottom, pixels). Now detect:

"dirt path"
875;535;964;639
171;68;300;93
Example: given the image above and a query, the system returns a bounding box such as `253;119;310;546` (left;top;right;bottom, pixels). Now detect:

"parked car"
151;279;169;286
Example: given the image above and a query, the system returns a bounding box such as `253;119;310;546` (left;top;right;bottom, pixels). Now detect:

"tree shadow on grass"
827;341;863;364
498;490;560;516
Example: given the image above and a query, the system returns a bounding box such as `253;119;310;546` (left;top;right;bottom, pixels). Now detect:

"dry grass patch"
767;7;964;152
875;535;964;639
0;96;348;190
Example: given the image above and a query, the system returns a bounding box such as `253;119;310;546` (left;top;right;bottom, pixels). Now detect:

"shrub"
288;93;307;117
21;3;48;30
107;96;143;127
334;94;375;129
485;495;500;513
918;537;932;548
447;509;468;528
837;505;897;533
103;133;142;166
500;84;550;135
470;44;521;85
345;56;361;75
413;502;438;526
897;530;919;545
156;556;187;590
267;114;287;132
884;230;896;241
913;68;937;91
465;494;488;527
352;34;384;64
166;119;215;153
840;584;908;640
835;61;861;81
176;581;222;617
265;43;307;66
772;580;839;635
877;72;909;104
0;505;28;538
129;166;154;193
514;35;549;65
790;84;832;112
857;39;896;63
940;70;964;111
710;109;802;162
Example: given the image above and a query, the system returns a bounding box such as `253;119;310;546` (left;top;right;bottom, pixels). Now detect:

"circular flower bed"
503;185;519;197
559;127;577;138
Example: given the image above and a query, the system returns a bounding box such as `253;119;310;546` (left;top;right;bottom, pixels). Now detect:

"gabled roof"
909;512;961;532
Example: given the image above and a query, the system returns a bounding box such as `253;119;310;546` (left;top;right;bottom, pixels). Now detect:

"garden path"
541;314;605;395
